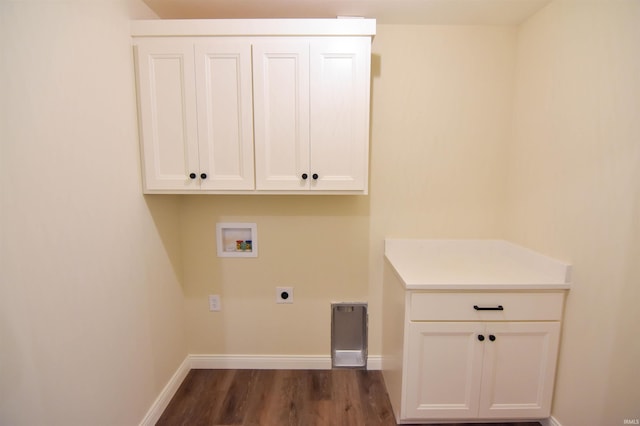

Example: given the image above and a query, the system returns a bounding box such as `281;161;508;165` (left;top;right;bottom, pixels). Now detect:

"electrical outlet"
208;294;221;311
276;287;293;304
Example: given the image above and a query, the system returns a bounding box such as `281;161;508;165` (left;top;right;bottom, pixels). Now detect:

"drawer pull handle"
473;305;504;311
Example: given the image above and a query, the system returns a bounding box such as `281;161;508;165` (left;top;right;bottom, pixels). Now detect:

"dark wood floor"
157;369;542;426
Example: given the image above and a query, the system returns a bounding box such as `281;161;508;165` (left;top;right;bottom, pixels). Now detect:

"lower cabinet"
404;321;560;420
382;239;571;424
382;283;566;424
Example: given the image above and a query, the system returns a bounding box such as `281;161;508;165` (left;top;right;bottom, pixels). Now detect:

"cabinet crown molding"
131;18;377;37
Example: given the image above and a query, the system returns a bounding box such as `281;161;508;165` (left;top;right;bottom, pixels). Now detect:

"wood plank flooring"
156;369;542;426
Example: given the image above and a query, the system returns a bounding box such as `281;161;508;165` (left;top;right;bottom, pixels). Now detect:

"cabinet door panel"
195;40;254;190
310;37;370;191
478;322;560;418
404;322;484;419
253;40;310;190
135;39;199;191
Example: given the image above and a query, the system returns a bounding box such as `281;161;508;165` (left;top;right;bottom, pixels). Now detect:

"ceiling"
142;0;552;26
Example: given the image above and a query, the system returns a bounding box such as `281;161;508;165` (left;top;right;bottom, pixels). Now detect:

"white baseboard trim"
541;416;563;426
139;355;191;426
139;353;383;425
190;354;332;370
367;355;382;370
190;354;383;370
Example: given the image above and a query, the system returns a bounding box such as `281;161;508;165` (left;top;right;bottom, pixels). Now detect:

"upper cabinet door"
253;39;311;191
253;37;371;193
135;39;199;191
195;39;255;190
310;37;371;192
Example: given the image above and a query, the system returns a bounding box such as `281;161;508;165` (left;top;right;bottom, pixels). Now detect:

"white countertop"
385;239;572;290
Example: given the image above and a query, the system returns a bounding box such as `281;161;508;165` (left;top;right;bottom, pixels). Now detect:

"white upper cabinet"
135;37;254;192
132;19;375;194
253;37;371;192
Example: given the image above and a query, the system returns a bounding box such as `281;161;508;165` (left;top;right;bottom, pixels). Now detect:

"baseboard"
367;355;382;370
541;416;563;426
190;354;332;369
139;355;191;426
139;353;383;425
190;354;383;370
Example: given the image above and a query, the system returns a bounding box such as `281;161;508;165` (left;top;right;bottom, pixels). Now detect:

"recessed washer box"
216;222;257;258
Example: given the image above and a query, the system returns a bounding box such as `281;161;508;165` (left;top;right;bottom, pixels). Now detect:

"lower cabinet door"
404;321;561;421
478;321;561;419
404;322;484;420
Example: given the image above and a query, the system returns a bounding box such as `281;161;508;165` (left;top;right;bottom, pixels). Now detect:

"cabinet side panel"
382;260;407;423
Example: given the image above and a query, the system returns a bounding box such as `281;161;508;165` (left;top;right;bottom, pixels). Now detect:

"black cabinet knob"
489;334;496;342
312;173;319;180
189;173;197;179
200;173;207;179
301;173;308;180
477;334;485;342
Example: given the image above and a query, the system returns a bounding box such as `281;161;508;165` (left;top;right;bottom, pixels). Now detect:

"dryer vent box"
331;303;368;368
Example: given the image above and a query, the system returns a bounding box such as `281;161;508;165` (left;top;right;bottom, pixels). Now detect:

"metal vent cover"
331;303;368;368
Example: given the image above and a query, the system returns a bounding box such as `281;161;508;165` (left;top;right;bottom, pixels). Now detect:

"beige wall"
506;0;640;424
178;25;517;356
368;25;516;351
0;1;187;425
3;0;638;424
180;195;370;354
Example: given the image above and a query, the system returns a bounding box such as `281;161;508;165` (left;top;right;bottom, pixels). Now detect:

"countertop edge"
384;239;572;291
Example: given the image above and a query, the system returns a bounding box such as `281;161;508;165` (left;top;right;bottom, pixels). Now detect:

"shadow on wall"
189;194;371;218
603;180;640;420
142;193;371;289
144;195;184;285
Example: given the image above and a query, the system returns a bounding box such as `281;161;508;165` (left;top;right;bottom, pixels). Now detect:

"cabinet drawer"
409;292;565;321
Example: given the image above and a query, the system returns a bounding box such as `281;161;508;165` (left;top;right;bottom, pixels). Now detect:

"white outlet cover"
208;294;221;311
276;287;293;304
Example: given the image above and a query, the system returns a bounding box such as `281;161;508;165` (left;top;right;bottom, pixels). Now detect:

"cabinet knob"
477;334;485;342
189;173;197;179
200;173;207;180
489;334;496;342
301;173;308;180
312;173;319;180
